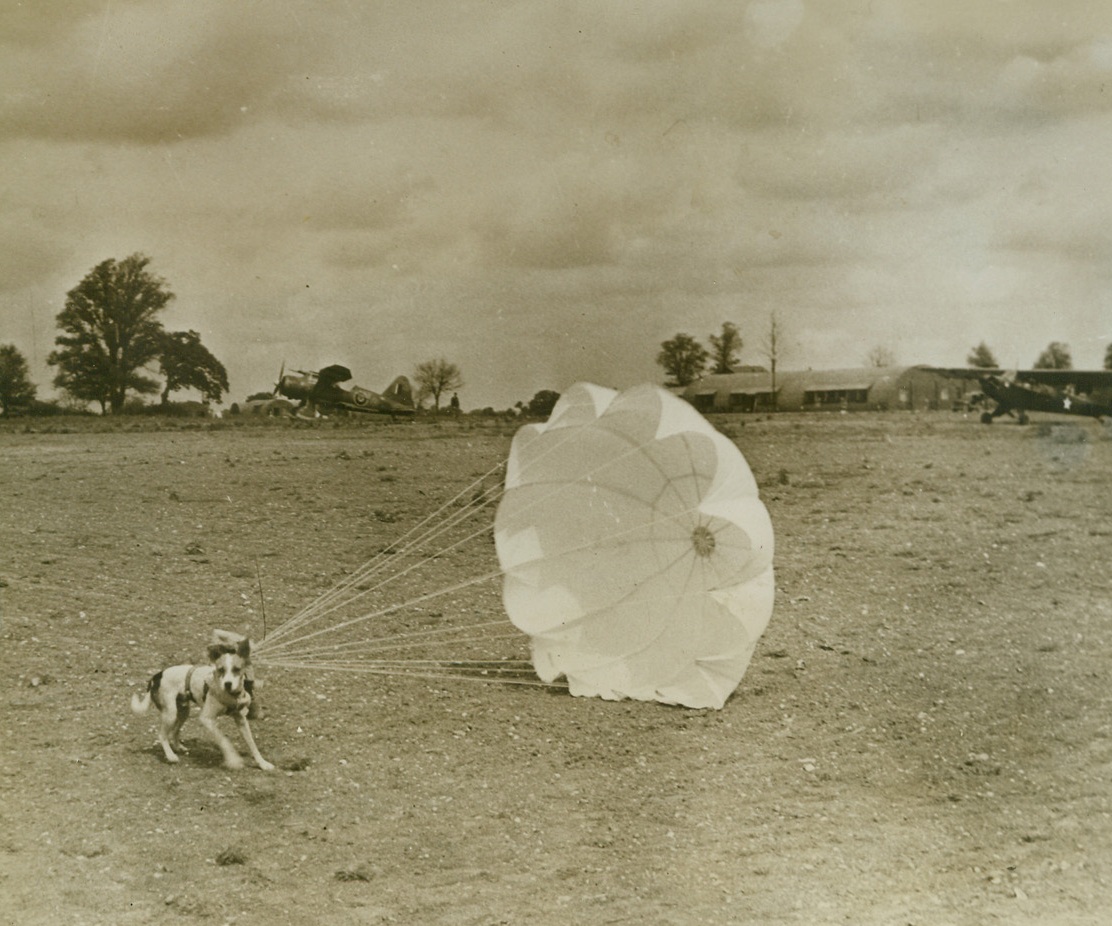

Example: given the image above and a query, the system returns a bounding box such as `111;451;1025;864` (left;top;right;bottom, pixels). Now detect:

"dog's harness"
183;665;208;705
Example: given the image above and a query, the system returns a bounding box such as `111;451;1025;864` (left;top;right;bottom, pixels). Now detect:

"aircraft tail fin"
385;375;415;409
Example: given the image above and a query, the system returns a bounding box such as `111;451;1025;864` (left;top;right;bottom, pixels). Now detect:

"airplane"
929;367;1112;424
274;363;416;419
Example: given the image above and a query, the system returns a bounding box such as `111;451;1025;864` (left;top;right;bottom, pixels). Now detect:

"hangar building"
682;366;973;414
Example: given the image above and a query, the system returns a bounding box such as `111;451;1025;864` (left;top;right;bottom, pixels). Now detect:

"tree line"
657;317;787;388
0;253;472;418
657;324;1111;389
3;255;1112;416
2;254;228;416
965;339;1084;371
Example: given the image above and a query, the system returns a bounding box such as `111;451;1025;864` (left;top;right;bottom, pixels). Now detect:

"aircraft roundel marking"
353;391;368;405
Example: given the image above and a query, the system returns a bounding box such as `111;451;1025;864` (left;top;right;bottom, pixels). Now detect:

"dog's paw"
257;759;276;772
224;755;245;771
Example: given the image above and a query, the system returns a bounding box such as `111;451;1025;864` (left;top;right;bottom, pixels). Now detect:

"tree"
1105;342;1112;371
657;333;708;387
762;312;784;410
1034;341;1072;370
413;357;463;412
158;330;229;404
525;389;561;418
966;341;999;368
865;345;897;368
708;322;743;374
48;254;172;413
0;344;37;416
50;345;113;413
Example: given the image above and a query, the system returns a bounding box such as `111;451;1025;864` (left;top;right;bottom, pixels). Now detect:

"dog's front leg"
233;712;275;772
198;700;244;770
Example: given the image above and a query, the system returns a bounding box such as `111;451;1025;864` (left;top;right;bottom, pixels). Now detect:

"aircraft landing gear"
980;411;994;424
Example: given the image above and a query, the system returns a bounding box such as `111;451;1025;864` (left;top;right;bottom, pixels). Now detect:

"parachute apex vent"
691;525;716;558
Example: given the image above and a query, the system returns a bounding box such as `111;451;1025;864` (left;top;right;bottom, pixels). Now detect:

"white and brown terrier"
131;636;274;771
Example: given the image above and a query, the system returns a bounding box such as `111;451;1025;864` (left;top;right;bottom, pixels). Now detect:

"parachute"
254;382;774;710
493;383;774;709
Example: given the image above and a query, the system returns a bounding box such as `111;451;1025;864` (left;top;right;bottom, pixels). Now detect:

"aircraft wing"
920;366;1004;380
1011;369;1112;396
923;367;1112;396
316;364;354;389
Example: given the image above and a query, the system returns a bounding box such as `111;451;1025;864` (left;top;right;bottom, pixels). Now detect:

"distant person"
450;392;460;417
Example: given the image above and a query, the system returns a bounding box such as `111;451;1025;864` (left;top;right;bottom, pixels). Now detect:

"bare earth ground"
1;411;1110;926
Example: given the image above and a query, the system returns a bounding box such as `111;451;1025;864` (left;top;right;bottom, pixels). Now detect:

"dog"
130;637;274;771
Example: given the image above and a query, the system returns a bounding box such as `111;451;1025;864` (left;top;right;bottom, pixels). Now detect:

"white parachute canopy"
494;383;775;709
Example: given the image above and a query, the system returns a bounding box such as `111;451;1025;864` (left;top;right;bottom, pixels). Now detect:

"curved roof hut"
682;366;971;413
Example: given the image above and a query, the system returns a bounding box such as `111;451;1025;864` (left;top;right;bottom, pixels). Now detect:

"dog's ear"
237;638;251;661
207;643;231;663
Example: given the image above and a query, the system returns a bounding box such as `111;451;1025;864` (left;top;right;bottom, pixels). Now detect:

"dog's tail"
130;671;160;715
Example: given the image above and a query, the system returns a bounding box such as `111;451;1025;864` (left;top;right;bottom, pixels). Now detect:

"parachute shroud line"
254;383;774;707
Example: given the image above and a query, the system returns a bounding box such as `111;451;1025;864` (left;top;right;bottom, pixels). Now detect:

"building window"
804;389;869;406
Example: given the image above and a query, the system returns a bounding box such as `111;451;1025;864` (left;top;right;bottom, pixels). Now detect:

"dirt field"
2;411;1110;925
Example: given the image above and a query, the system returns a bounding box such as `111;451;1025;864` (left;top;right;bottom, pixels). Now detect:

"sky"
2;0;1112;410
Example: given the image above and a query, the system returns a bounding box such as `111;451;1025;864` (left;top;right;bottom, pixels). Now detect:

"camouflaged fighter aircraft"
274;364;416;419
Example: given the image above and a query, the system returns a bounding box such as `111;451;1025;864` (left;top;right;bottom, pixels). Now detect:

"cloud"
6;1;1112;410
0;212;71;291
0;2;322;144
0;0;116;48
